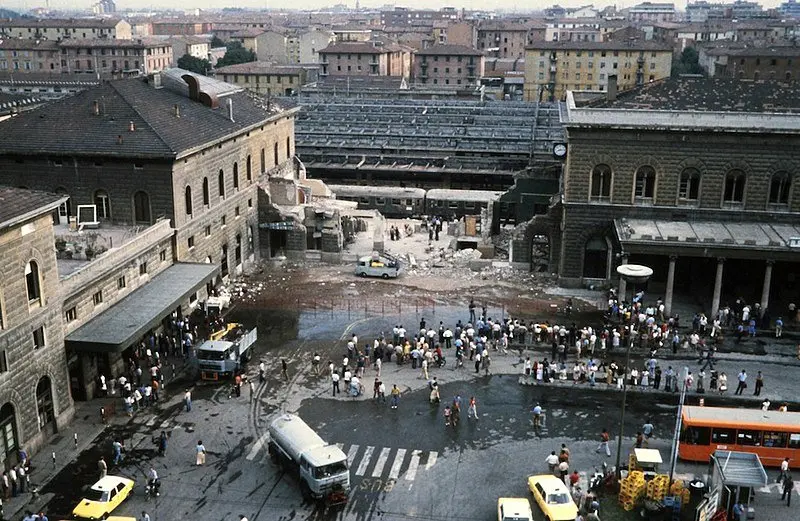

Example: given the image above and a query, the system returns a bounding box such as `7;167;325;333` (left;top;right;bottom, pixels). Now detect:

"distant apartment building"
168;35;210;61
699;45;800;80
319;40;412;79
0;39;60;72
214;62;307;96
477;22;544;59
627;2;677;22
298;28;335;64
781;0;800;17
380;7;460;26
0;18;132;40
150;21;213;36
332;26;373;43
686;1;764;22
524;40;673;101
230;28;291;64
92;0;116;14
413;44;484;87
674;20;794;49
545;19;602;42
432;21;477;47
59;38;173;76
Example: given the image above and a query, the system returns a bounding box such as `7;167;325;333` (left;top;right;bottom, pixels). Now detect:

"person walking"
545;451;559;474
331;372;340;396
781;473;794;506
183;389;192;412
139;511;151;521
734;369;747;395
754;371;764;396
158;431;168;456
195;440;206;466
467;396;478;420
112;439;123;465
596;428;611;457
281;359;289;381
390;385;401;409
778;457;790;484
98;456;107;479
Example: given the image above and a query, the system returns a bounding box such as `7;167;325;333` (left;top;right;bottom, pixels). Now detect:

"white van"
354;253;401;279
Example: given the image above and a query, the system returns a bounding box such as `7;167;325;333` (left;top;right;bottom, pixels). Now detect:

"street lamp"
614;263;653;479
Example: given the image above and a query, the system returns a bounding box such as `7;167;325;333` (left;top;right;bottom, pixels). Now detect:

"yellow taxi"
497;497;534;521
72;475;135;519
526;474;579;521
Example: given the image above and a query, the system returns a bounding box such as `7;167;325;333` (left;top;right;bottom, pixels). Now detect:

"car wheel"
359;272;367;278
382;273;389;279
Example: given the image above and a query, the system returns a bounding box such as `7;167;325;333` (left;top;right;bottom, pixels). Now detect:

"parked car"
497;497;534;521
526;474;578;521
72;475;135;519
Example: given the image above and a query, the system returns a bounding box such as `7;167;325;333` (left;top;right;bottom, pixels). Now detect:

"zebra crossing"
335;443;439;483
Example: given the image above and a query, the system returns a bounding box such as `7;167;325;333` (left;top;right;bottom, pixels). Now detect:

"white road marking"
425;451;438;470
145;415;157;427
372;448;391;478
246;432;270;461
347;445;360;467
405;450;421;481
355;446;374;476
389;449;406;480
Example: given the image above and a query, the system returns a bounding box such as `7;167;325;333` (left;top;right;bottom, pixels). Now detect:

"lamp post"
614;263;653;479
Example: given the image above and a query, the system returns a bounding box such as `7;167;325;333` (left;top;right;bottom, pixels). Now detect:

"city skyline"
2;0;792;15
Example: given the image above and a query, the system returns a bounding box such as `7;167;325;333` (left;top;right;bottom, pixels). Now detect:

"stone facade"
0;209;74;468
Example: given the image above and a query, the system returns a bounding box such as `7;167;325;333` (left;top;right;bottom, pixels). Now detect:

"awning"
711;450;768;488
65;263;219;353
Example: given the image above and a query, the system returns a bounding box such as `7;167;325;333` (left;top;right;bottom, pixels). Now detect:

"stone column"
618;254;629;301
760;260;774;313
665;255;677;316
711;258;725;318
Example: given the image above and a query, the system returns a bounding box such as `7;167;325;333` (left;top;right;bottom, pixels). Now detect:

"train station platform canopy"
711;451;768;488
614;218;800;261
65;263;219;353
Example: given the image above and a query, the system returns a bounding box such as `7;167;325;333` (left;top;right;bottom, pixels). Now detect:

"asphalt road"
38;304;797;521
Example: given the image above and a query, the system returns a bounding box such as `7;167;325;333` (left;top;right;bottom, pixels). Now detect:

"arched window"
634;165;656;201
0;402;18;464
218;169;225;198
25;260;41;305
202;177;210;206
185;185;193;216
233;162;239;190
753;71;760;81
583;236;609;279
246;155;252;182
723;170;746;204
590;164;611;200
768;172;791;206
36;376;55;431
678;168;701;201
133;191;151;224
94;189;111;219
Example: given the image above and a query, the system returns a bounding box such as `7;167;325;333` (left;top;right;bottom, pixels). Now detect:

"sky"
3;0;789;14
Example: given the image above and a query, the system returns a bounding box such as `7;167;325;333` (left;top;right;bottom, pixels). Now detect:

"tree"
216;41;257;68
210;36;225;48
177;54;211;75
671;47;704;76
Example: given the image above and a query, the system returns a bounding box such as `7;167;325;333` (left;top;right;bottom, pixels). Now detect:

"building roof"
592;76;800;113
0;186;67;230
0;38;60;50
319;41;395;54
526;39;672;51
712;451;768;488
168;35;211;45
0;71;285;159
58;37;169;48
0;18;123;29
477;21;534;32
65;263;219;352
231;28;270;38
214;62;306;75
704;45;800;58
415;44;484;56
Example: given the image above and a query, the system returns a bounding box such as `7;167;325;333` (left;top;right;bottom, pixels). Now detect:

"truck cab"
195;324;257;380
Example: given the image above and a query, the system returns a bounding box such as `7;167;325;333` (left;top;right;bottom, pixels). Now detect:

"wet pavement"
12;297;800;521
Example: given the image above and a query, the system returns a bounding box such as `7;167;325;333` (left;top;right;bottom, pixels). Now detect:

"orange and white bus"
679;405;800;467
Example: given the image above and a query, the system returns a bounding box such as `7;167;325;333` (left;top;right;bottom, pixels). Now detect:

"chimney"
174;104;180;118
129;120;136;132
153;71;162;89
227;98;234;122
93;99;100;115
117;135;123;145
607;74;618;102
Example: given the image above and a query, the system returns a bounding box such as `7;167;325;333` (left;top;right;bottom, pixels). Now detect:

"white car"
498;497;534;521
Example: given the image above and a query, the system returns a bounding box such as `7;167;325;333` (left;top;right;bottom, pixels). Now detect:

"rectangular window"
221;215;227;227
160;249;167;262
93;290;103;306
117;276;126;289
0;349;7;373
376;197;386;205
32;326;45;349
235;206;240;218
711;428;735;444
205;225;211;237
248;198;253;209
139;262;147;276
65;307;77;322
790;433;800;449
188;236;195;249
763;431;788;448
736;430;761;446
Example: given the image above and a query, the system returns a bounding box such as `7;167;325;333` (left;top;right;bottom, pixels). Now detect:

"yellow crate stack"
645;474;670;501
669;480;691;505
618;470;646;511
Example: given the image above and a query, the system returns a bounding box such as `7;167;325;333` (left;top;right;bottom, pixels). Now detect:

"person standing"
158;431;168;456
331;372;340;396
183;389;192;412
754;371;764;396
781;474;794;506
467;396;478;420
732;502;745;521
195;440;207;466
8;467;16;497
390;385;401;409
778;457;790;484
735;369;747;395
281;359;289;381
259;361;266;382
139;511;151;521
98;456;108;479
596;428;611;457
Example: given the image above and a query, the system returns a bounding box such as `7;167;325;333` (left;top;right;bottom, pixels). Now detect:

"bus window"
682;426;710;445
376;198;386;205
405;199;413;206
448;201;459;209
711;428;735;444
391;198;401;205
763;431;788;448
736;430;761;446
790;433;800;449
359;197;370;204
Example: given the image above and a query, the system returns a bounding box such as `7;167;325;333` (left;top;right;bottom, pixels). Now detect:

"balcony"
549;53;558;62
550;65;557;73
